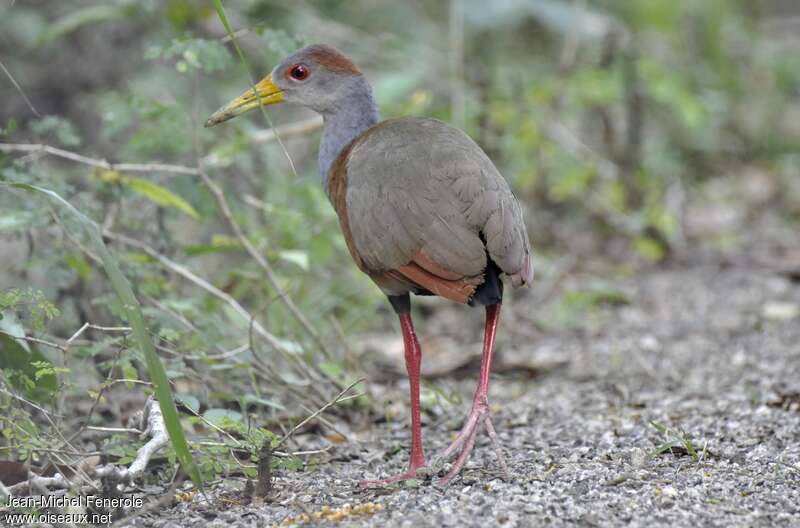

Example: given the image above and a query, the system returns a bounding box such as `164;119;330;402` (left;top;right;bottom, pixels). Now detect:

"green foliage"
28;115;82;147
650;421;703;463
98;170;199;219
9;183;202;487
145;37;233;73
0;288;60;332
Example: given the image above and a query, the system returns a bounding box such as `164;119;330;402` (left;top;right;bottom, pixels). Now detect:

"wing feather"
335;117;533;300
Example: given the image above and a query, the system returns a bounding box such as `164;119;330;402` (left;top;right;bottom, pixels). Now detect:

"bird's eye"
289;64;310;81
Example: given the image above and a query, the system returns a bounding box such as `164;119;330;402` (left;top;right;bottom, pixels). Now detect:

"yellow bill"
204;74;284;127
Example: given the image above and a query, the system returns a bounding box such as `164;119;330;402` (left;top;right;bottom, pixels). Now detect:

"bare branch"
95;397;169;487
0;143;200;175
66;322;130;345
277;378;364;447
0;329;67;352
0;117;321;176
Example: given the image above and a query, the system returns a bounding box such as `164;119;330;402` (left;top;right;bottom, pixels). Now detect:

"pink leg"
360;313;426;486
433;303;510;487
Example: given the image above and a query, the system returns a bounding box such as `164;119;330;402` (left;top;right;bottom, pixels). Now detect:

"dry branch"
95;397;169;488
0;143;199;175
0;116;322;176
5;398;169;497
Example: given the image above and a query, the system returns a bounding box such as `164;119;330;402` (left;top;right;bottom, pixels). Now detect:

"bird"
206;44;533;487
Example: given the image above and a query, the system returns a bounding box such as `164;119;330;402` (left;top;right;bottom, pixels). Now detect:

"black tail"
469;255;503;306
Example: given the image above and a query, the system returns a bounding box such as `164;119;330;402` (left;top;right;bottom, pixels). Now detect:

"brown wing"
328;117;533;303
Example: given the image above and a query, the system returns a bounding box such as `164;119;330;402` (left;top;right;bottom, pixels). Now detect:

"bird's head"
205;44;364;127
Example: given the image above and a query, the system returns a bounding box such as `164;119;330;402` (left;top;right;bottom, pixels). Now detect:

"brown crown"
305;44;361;75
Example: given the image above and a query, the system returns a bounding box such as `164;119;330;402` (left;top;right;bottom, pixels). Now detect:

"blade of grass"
6;182;202;488
210;0;298;177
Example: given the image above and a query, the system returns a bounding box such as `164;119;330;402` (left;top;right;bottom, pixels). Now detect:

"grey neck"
318;76;379;194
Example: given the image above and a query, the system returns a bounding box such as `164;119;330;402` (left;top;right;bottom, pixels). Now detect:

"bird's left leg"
359;309;427;486
432;303;510;486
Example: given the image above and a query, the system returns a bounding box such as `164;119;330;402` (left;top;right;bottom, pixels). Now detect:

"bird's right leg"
430;303;510;486
359;305;427;486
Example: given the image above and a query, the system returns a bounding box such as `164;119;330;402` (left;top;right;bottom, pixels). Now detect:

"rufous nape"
206;44;534;487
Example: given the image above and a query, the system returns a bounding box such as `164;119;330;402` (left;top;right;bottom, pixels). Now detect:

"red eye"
289;64;309;81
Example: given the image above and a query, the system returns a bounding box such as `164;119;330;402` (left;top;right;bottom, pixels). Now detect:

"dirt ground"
119;244;800;527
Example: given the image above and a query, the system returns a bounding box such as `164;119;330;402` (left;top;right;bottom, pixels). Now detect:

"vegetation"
0;0;797;497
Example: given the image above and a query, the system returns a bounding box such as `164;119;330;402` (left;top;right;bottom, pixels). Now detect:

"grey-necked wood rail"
206;44;533;487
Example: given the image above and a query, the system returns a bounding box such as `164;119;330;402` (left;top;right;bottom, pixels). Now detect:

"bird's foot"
430;395;510;488
358;463;428;487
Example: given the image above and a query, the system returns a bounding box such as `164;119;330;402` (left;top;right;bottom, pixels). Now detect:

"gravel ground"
125;261;800;528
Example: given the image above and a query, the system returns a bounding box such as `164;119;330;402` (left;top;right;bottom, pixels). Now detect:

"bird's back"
328;117;533;302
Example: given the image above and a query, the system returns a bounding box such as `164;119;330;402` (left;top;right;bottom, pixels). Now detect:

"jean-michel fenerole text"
6;493;143;509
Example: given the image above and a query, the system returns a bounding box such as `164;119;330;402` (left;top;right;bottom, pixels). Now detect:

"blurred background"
1;0;799;480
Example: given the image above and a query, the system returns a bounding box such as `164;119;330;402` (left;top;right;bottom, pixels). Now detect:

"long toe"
434;403;510;486
432;403;487;468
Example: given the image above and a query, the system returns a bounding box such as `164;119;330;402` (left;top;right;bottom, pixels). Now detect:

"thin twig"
67;322;130;345
277;378;364;448
66;345;125;444
0;446;104;457
0;143;199;175
0;387;64;420
50;209;102;264
0;59;40;117
86;426;143;434
0;329;67;352
195;164;334;361
0;117;321;175
250;116;322;145
103;230;285;354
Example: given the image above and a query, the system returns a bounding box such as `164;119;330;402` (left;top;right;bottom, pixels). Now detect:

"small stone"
762;301;800;321
661;485;678;498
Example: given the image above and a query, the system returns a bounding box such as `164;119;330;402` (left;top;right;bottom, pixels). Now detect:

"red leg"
433;303;509;486
359;312;426;486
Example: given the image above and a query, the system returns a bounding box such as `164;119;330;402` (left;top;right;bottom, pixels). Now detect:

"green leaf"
633;236;666;261
202;408;243;428
0;311;58;402
124;177;199;219
5;182;202;488
64;253;92;280
318;361;344;378
278;249;309;270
